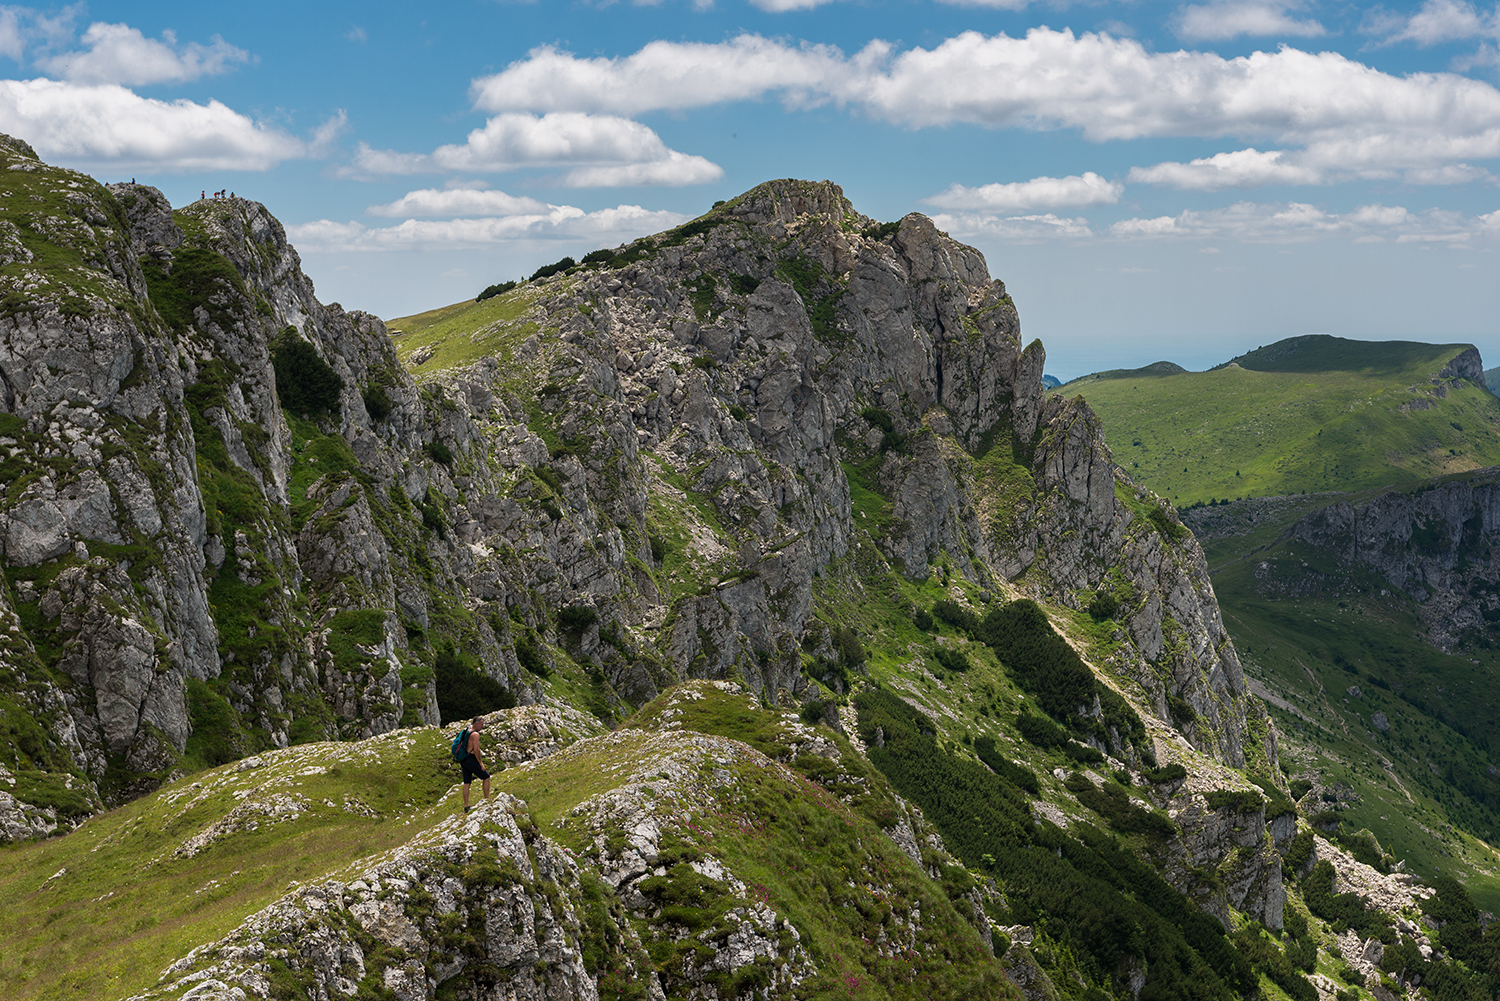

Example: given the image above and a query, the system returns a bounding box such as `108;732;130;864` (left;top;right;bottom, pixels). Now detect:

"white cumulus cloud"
469;36;861;117
1110;200;1489;243
37;21;251;85
348;112;722;186
1170;1;1326;41
367;185;550;218
1402;162;1496;183
1129;148;1326;189
925;172;1122;211
1375;0;1500;46
934;0;1034;11
748;0;845;10
0;8;26;61
288;204;689;252
466;29;1500;186
929;212;1095;241
0;77;306;171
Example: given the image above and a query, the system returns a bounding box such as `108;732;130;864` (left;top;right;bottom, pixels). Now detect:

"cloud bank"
0;78;306;171
37;22;251;85
1170;1;1326;41
468;30;1500;187
349;112;722;186
926;172;1122;211
290;204;689;252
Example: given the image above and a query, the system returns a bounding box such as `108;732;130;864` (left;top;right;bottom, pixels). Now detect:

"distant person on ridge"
461;715;492;813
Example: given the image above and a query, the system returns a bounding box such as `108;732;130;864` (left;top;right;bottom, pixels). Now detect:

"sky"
0;1;1497;380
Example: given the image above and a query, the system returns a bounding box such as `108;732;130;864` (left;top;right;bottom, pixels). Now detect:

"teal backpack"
450;728;470;763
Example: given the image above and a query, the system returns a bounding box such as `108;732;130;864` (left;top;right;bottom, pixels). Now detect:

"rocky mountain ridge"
0;140;1265;829
11;136;1476;1001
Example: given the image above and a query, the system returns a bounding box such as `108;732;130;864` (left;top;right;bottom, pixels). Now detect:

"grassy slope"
0;730;456;1001
388;284;560;378
1060;340;1500;507
1183;487;1500;911
497;685;1013;1000
1215;549;1500;910
1066;339;1500;900
0;688;1014;1001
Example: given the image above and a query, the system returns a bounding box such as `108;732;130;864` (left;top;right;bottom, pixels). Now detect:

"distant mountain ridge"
1215;334;1484;378
1058;360;1187;385
1057;335;1500;506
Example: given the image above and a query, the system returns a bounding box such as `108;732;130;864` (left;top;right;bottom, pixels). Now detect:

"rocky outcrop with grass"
0;136;545;822
122;684;1013;1001
0;144;1349;1000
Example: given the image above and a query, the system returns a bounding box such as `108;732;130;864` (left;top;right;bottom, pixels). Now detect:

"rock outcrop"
124;683;1011;1001
1282;468;1500;651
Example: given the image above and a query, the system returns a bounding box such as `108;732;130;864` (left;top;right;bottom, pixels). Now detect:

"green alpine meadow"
1060;336;1500;507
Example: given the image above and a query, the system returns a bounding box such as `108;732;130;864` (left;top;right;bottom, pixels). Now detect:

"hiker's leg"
482;776;491;801
462;781;471;808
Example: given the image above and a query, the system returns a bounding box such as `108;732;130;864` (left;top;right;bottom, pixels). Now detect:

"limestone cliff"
1284;468;1500;652
0;144;1309;995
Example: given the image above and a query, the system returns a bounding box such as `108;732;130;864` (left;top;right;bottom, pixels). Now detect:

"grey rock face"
1;157;1269;876
1286;466;1500;651
996;394;1261;767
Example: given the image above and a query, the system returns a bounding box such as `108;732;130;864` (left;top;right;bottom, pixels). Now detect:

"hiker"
460;715;492;812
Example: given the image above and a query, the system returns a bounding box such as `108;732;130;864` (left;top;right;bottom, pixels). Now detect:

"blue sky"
1;0;1497;379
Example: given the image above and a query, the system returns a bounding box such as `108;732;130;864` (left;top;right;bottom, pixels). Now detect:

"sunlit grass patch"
389;285;561;376
0;729;458;1001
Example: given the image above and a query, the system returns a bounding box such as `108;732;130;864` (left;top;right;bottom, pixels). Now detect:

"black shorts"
461;757;490;783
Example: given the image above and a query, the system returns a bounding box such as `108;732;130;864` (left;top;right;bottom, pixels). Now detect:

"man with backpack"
452;715;492;813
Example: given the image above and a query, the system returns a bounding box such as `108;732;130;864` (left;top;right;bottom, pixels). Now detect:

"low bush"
978;600;1146;756
1063;742;1105;764
933;599;979;634
1016;712;1067;748
1087;592;1120;621
558;605;599;632
1303;861;1387;934
1282;829;1315;877
361;382;393;421
1205;790;1266;814
1065;772;1176;839
974;735;1041;796
1142;763;1188;785
529;256;576;281
476;280;517;301
272;331;343;417
435;641;516;723
513;630;549;678
834;626;867;668
932;645;970;673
